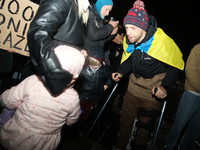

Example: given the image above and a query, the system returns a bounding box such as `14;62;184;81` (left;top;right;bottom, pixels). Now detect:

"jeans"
164;90;200;150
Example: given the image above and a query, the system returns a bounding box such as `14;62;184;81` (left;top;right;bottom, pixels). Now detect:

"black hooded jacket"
83;3;116;52
27;0;84;95
118;15;181;91
78;46;113;103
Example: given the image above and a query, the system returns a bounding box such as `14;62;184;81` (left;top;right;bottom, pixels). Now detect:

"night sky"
110;0;200;62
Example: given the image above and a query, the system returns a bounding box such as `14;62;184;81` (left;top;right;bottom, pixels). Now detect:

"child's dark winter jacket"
78;46;113;103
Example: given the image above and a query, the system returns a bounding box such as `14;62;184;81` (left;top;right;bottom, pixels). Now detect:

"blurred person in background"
163;43;200;150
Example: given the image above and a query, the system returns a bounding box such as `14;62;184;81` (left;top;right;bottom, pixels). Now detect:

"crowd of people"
0;0;199;150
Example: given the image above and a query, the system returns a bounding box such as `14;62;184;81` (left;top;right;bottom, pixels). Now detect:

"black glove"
40;68;73;96
33;55;73;96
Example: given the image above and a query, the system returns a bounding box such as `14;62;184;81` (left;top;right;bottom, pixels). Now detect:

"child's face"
90;65;100;70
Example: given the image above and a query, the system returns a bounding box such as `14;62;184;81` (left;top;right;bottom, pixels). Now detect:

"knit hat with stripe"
123;0;148;30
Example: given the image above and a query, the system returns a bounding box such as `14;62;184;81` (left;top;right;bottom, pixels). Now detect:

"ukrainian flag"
121;28;185;70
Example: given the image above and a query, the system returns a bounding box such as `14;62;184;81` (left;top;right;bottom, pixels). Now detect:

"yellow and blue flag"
121;28;184;70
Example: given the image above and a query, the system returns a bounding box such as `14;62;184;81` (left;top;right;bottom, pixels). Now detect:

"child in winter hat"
0;45;85;150
88;45;106;73
123;0;149;30
54;45;85;81
78;45;113;129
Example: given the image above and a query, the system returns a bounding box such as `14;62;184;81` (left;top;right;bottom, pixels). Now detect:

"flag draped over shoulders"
121;28;185;70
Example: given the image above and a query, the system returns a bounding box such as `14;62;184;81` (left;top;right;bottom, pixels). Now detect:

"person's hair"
88;56;101;66
78;0;89;25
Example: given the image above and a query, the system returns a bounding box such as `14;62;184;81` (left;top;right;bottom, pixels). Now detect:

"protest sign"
0;0;39;57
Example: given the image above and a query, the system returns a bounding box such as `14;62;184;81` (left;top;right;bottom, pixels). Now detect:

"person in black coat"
109;39;130;114
84;0;119;52
27;0;90;95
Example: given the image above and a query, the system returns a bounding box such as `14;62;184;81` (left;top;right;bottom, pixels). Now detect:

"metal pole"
151;100;167;150
78;82;118;150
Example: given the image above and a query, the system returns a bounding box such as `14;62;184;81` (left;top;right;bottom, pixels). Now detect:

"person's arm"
27;0;73;95
161;66;181;92
117;56;132;76
105;33;117;42
66;97;81;126
112;55;132;81
1;81;26;109
152;65;182;99
185;44;200;92
84;10;114;41
105;26;118;42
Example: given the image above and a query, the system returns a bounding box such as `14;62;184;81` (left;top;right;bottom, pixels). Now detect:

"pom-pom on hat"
123;0;148;30
54;45;85;78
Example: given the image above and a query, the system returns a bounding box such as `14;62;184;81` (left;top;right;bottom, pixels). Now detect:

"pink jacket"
0;75;81;150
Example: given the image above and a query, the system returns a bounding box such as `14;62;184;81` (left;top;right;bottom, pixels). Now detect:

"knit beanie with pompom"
123;0;148;30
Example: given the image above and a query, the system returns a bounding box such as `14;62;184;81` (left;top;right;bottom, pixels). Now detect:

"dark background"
110;0;200;62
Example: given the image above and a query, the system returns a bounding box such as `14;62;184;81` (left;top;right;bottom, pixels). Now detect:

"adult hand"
111;26;118;35
112;72;123;82
152;86;167;99
109;20;119;29
66;74;79;88
7;49;15;53
104;85;108;91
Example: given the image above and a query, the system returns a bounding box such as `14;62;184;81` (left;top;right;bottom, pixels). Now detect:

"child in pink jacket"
0;44;85;150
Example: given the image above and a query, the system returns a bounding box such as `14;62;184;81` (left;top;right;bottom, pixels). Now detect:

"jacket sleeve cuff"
34;56;61;75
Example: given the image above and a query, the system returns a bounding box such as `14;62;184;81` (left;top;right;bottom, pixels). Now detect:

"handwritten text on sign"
0;0;38;57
